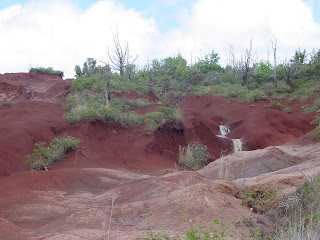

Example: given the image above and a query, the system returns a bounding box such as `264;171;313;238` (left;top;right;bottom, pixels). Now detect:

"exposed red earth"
0;73;319;239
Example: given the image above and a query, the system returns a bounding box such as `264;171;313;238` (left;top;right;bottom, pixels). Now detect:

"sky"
0;0;319;78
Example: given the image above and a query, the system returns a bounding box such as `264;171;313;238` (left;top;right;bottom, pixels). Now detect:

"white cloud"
0;0;319;78
162;0;320;64
0;0;161;78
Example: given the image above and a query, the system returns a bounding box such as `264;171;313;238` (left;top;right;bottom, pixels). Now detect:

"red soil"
183;94;315;160
0;73;318;239
0;72;71;103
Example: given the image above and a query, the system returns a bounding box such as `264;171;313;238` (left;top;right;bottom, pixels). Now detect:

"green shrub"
178;142;210;170
264;100;283;109
311;111;320;136
140;112;164;133
124;98;152;108
303;98;320;114
241;188;276;214
29;67;63;77
156;106;183;124
26;136;81;170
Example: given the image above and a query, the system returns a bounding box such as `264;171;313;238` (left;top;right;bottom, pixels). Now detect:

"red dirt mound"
0;101;67;176
183;94;315;160
0;73;71;103
54;118;181;174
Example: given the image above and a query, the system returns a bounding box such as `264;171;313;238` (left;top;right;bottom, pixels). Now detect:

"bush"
124;98;152;108
276;172;320;239
303;99;320;114
26;136;81;170
29;67;63;77
311;111;320;136
179;142;210;170
140;112;164;133
156;106;183;124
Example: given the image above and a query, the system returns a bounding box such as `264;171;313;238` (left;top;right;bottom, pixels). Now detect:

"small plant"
178;142;210;170
137;213;236;240
249;104;255;108
283;105;292;113
25;136;81;170
241;188;276;214
264;100;283;109
226;100;231;104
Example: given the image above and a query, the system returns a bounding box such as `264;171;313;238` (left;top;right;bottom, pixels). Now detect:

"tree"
74;58;97;78
108;31;138;76
162;54;190;81
241;39;254;86
194;50;224;74
270;36;278;87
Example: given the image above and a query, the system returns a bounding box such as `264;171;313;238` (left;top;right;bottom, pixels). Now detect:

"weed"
137;213;237;240
310;110;320;136
264;100;283;109
178;142;210;170
241;188;276;214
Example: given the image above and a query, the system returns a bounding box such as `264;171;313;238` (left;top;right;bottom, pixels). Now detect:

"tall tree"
270;36;278;88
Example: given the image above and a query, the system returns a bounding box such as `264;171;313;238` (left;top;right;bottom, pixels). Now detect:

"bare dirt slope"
0;73;319;239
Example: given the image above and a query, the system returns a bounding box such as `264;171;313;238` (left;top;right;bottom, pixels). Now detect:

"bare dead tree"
270;36;278;88
241;39;254;86
283;58;294;89
228;42;237;77
108;31;139;76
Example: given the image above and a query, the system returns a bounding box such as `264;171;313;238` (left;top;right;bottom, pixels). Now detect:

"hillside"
0;72;319;239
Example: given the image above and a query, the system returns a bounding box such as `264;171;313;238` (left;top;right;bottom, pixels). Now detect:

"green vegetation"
25;136;81;170
311;110;320;135
241;188;277;214
138;213;236;240
264;100;283;109
66;45;320;132
29;67;64;77
178;142;210;170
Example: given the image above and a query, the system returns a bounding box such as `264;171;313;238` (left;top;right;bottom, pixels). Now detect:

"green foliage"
137;214;235;240
303;98;320;114
179;142;210;170
140;112;164;133
264;100;283;109
71;73;104;91
123;98;152;108
156;106;183;124
252;61;273;84
29;67;63;77
164;54;190;81
311;110;320;136
74;58;100;78
241;188;276;214
193;50;224;75
25;136;81;170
